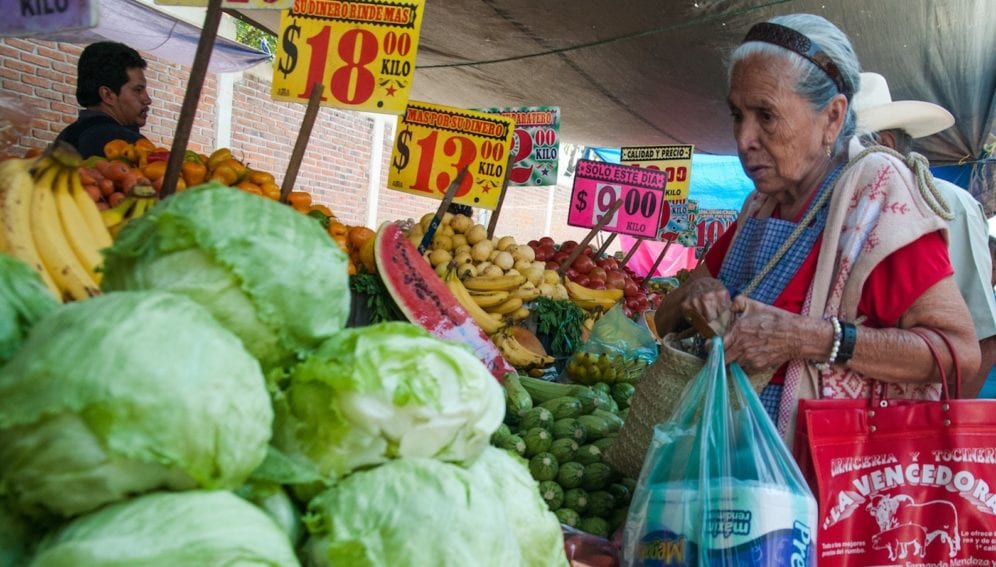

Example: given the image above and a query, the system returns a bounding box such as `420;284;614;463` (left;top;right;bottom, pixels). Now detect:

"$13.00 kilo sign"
272;0;425;115
387;101;516;211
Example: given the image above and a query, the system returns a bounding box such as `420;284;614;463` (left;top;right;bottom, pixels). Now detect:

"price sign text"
620;144;694;200
387;101;516;210
479;106;560;187
272;0;424;115
567;160;666;239
2;0;96;37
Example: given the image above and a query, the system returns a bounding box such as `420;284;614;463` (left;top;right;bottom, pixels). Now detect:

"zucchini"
563;488;590;513
611;382;636;409
538;396;584;419
523;427;553;457
552;418;587;444
582;462;614;491
549;438;579;463
587;491;616;518
496;433;526;456
592;436;617;453
555;508;581;528
608;482;632;505
574;444;604;466
491;423;513;445
518;375;590;403
504;373;533;418
591;409;625;432
528;452;559;482
557;461;585;489
518;407;555;431
580;517;610;538
539;480;564;511
576;415;613;440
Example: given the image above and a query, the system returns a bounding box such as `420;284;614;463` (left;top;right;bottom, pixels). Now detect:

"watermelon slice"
375;222;515;381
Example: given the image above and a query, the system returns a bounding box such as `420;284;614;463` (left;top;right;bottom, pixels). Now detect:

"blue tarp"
588;148;755;210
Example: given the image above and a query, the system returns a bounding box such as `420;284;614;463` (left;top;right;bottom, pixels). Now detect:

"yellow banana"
485;296;524;316
572;297;620;312
30;165;100;301
468;290;510;308
444;269;504;335
463;273;527;292
101;196;138;228
565;278;624;302
53;164;102;282
510;283;541;302
510;307;531;322
494;330;553;369
68;165;113;249
0;158;60;297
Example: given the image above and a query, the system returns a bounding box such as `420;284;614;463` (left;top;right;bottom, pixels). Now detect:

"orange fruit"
260;182;281;201
347;226;376;251
247;170;275;186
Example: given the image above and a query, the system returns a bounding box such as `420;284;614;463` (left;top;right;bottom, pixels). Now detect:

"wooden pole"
280;83;325;203
557;199;624;278
620;237;645;266
418;166;468;254
486;154;516;239
594;232;617;258
160;0;223;198
640;237;675;289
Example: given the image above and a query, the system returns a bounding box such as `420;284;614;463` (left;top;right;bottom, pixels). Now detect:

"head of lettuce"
271;322;505;481
0;291;273;522
100;185;350;370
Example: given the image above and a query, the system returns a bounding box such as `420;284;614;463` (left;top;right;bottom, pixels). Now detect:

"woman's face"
728;54;837;200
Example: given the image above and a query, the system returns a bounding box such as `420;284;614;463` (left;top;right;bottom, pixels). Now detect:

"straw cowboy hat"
852;72;955;139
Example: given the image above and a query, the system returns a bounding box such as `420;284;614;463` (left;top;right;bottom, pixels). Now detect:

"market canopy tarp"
33;0;268;73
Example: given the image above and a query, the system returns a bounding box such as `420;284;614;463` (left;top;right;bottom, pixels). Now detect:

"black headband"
742;22;851;97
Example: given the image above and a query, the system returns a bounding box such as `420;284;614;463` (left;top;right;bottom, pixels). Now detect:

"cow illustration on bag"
865;493;960;560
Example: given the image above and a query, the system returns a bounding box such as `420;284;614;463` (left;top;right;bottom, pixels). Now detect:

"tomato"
572;254;594;274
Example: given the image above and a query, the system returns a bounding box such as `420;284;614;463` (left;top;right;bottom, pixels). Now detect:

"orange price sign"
620;144;694;200
272;0;425;115
387;101;516;210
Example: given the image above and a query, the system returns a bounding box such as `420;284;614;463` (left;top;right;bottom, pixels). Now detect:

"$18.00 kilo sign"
272;0;425;115
387;101;516;211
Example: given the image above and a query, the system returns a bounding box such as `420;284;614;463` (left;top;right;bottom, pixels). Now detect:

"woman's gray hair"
729;13;861;155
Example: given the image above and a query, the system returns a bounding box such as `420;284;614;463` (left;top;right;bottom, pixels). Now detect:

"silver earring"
825;144;832;157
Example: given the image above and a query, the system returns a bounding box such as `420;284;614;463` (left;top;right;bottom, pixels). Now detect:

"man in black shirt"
55;42;151;158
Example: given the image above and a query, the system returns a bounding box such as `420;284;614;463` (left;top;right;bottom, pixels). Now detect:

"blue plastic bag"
622;337;817;566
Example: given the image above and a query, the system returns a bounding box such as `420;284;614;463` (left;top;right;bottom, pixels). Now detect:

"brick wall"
0;36;611;250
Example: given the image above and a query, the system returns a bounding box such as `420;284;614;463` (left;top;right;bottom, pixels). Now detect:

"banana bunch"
444;268;504;335
565;279;624;312
492;327;554;370
100;192;157;237
0;148;112;302
462;273;536;322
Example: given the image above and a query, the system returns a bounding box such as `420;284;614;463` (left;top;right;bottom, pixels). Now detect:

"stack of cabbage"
0;186;567;567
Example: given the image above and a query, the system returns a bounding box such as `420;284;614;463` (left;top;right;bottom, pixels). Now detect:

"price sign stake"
280;83;325;202
641;237;675;289
486;153;515;239
620;237;644;267
388;100;516;210
273;0;425;115
558;199;623;278
418;166;468;254
594;233;617;258
567;159;667;239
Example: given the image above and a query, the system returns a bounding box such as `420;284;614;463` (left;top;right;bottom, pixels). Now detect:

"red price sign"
567;160;667;239
272;0;425;115
478;106;560;187
695;209;738;248
386;101;516;210
620;144;694;200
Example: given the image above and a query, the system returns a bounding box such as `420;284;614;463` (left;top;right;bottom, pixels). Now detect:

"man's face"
106;67;151;127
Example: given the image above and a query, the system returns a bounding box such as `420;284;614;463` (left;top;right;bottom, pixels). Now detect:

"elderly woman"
654;13;980;439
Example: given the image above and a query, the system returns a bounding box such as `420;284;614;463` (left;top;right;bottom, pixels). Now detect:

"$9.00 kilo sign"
272;0;425;114
567;160;667;239
387;101;516;211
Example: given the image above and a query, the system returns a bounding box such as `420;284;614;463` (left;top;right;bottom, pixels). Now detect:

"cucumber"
576;415;613;440
574;444;604;466
523;427;553;457
563;488;590;513
582;462;614;491
518;375;590;403
555;508;581;528
528;452;559;482
591;409;625;433
592;436;617;453
504;373;533;419
587;491;616;518
538;396;584;419
611;382;636;409
557;461;585;489
518;407;555;431
552;418;587;444
549;438;579;463
538;480;564;511
580;517;610;538
496;433;526;456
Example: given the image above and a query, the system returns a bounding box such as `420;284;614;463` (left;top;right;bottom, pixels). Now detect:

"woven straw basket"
606;332;772;478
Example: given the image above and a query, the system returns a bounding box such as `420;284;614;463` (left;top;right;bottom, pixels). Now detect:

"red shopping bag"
794;330;996;564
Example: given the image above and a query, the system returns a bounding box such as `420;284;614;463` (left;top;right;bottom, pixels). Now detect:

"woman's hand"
677;277;732;327
723;295;830;373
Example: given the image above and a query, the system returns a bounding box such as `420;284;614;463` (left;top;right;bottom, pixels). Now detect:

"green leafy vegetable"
0;291;272;521
101;184;350;370
302;458;521;567
349;272;404;324
532;296;587;356
30;491;300;566
0;253;58;365
271;322;504;480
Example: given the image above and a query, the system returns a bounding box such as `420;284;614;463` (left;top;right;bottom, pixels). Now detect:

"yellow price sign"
272;0;425;114
387;101;516;210
620;144;694;200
